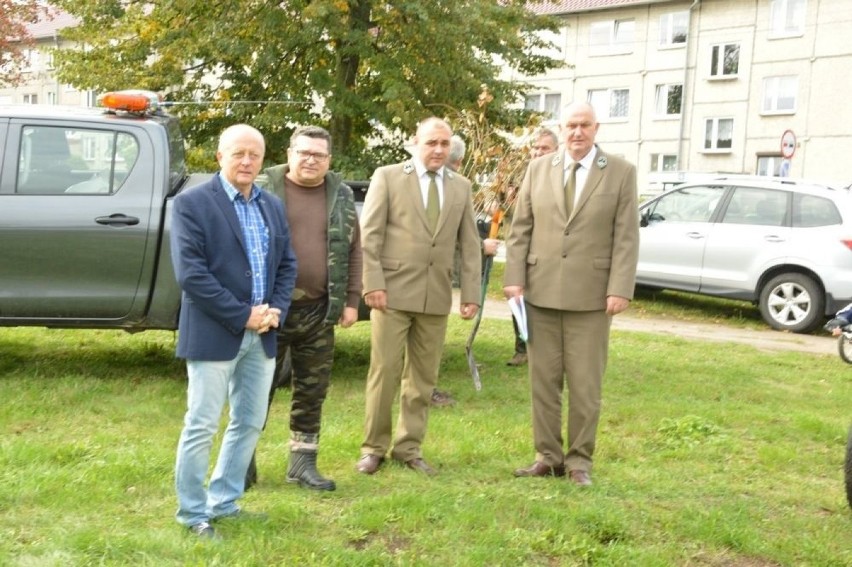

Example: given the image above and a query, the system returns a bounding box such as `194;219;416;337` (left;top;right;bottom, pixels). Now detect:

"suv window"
722;187;788;226
792;193;842;227
16;126;139;195
647;185;725;223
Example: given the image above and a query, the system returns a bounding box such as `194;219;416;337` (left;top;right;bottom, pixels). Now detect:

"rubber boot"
286;448;336;491
286;433;336;491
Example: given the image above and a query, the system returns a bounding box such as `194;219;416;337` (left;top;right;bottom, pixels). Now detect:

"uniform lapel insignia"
551;154;562;167
596;155;608;169
403;162;414;175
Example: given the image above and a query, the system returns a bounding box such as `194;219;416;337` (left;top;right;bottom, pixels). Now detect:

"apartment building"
516;0;852;191
0;11;91;108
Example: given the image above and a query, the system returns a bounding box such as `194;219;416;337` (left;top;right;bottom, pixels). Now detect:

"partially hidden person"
255;125;362;491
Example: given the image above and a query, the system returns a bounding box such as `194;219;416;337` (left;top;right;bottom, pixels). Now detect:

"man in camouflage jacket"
251;125;362;491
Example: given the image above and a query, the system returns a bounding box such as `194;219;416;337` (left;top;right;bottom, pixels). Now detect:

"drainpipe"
677;0;701;172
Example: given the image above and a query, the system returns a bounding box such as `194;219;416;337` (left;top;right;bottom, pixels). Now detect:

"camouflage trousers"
270;301;335;438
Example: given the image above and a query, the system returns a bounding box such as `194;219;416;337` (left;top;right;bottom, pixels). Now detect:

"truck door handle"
95;214;140;226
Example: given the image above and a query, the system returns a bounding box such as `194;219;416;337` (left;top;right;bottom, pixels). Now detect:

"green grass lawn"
0;319;849;566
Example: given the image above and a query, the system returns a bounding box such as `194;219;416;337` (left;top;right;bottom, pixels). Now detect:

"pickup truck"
0;92;212;330
0;91;371;331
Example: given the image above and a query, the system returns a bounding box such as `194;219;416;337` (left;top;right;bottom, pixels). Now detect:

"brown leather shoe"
356;454;384;475
513;461;565;477
404;457;437;476
568;469;592;486
506;353;528;366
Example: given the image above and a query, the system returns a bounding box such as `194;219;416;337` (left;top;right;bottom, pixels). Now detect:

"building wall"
0;24;90;108
515;0;852;191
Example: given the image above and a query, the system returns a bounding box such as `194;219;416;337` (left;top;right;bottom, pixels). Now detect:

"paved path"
454;291;836;356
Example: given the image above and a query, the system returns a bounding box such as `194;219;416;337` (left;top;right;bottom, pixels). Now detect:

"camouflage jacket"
259;164;360;325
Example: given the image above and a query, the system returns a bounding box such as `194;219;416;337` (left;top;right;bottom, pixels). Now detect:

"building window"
524;93;562;121
659;11;688;47
762;76;797;114
589;19;634;56
654;84;682;116
757;155;785;176
710;43;739;78
651;154;679;172
46;92;57;105
22;49;40;71
588;88;629;120
23;94;38;104
704;118;733;151
770;0;806;38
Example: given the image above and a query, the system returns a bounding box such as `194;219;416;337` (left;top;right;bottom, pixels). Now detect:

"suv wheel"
758;273;824;333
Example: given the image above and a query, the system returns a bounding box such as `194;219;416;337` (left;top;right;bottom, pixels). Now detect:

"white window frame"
709;43;740;78
524;92;562;122
651;153;679;172
769;0;806;38
654;84;683;118
23;93;38;105
659;11;688;48
762;76;798;114
704;118;734;152
589;19;635;56
588;88;630;122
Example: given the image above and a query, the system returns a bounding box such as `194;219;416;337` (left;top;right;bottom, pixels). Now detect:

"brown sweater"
284;177;330;304
283;176;363;310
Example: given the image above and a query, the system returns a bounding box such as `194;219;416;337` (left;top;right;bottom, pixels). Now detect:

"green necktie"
565;162;580;219
426;171;440;232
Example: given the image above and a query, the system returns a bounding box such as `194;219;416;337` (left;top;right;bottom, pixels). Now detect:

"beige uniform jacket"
504;148;639;310
360;160;482;314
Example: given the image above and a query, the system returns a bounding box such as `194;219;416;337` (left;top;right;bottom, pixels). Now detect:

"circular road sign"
781;129;796;159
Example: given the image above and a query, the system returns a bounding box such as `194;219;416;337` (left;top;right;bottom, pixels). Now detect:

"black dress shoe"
513;461;565;477
356;454;384;475
404;457;437;476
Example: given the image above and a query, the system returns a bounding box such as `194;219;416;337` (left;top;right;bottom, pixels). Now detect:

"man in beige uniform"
357;117;482;476
504;102;639;486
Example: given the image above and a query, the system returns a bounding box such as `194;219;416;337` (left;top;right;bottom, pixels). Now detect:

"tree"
0;0;50;86
51;1;561;177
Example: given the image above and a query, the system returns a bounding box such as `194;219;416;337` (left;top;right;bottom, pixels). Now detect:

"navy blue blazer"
170;174;297;361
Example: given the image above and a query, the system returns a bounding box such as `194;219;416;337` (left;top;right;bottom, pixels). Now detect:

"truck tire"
758;273;824;333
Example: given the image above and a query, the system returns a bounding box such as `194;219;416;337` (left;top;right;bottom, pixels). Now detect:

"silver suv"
637;176;852;333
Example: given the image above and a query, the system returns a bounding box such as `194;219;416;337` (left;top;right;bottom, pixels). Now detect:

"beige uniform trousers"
526;302;611;472
361;307;448;462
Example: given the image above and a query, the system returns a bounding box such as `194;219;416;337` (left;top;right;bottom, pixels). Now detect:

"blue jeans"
174;331;275;527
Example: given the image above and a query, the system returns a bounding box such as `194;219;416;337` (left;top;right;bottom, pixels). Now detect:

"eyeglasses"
293;149;330;162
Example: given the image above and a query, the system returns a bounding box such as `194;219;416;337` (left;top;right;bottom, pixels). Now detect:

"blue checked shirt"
219;173;270;305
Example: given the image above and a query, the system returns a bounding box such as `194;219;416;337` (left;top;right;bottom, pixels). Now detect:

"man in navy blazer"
170;124;297;539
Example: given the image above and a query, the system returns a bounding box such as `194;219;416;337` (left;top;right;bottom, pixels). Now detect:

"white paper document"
508;295;528;342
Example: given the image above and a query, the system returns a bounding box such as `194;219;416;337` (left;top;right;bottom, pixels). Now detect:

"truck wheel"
758;273;824;333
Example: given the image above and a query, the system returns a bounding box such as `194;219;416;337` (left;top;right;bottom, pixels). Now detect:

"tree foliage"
0;0;50;86
51;0;562;177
